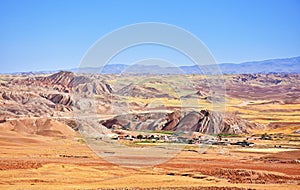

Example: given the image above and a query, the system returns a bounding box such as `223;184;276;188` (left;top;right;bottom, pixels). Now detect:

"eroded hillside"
0;72;299;135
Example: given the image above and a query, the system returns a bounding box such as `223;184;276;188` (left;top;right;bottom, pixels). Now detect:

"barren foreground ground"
0;130;299;190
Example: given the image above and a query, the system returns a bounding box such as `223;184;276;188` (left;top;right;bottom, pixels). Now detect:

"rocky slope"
0;118;76;137
0;71;113;119
100;110;263;134
225;74;300;103
2;71;297;135
117;83;174;98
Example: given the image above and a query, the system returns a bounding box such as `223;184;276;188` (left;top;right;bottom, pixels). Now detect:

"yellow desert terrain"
0;123;299;190
0;72;299;189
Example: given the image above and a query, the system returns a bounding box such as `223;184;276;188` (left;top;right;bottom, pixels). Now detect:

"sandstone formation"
0;118;76;137
100;110;263;134
2;71;297;135
117;83;174;98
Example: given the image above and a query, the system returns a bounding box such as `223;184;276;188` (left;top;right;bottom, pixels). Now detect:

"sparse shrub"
137;134;143;140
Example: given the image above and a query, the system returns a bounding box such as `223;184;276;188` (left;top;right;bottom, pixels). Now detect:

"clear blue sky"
0;0;299;73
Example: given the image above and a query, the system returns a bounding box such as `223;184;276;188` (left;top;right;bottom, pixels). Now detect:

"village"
99;130;269;147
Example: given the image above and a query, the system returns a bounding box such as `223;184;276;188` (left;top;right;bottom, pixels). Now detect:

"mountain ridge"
77;56;300;74
4;56;300;74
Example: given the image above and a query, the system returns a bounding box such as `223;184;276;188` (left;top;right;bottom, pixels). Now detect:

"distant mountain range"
218;56;300;74
6;56;300;75
73;56;300;74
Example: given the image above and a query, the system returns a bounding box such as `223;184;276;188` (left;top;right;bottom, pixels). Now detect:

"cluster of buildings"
104;133;255;147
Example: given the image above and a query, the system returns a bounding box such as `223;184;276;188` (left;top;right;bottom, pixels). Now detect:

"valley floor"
0;131;299;190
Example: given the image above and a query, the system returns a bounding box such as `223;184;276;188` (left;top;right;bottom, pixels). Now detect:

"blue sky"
0;0;300;73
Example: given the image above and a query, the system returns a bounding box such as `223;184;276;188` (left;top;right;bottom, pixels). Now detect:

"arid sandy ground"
0;130;299;189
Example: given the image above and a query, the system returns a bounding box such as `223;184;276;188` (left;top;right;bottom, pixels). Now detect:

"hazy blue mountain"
180;56;300;74
100;56;300;74
4;56;300;75
218;56;300;74
71;64;127;74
